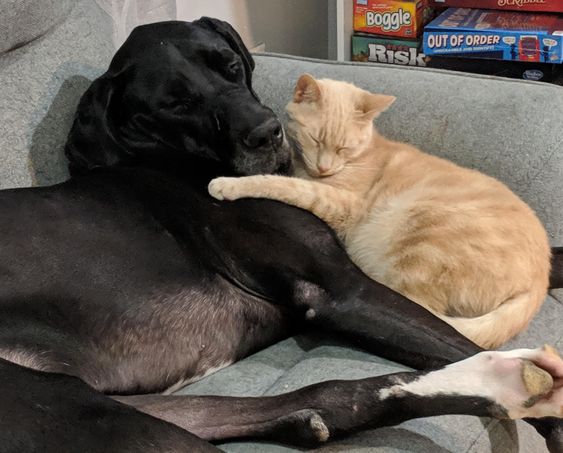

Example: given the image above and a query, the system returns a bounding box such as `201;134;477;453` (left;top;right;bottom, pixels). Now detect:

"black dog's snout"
243;119;283;149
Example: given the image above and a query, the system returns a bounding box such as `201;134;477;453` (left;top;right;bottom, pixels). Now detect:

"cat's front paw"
208;177;242;201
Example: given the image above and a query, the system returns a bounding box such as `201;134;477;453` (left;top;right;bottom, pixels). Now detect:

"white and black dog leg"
379;345;563;420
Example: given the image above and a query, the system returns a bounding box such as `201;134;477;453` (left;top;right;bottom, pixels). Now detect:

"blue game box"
423;8;563;63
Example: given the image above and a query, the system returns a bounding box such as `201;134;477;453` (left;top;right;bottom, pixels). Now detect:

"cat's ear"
358;93;396;120
293;74;321;103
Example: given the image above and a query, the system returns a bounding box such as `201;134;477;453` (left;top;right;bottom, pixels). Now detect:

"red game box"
428;0;563;13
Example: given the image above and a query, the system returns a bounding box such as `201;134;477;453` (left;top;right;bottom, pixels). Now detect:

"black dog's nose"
243;119;283;149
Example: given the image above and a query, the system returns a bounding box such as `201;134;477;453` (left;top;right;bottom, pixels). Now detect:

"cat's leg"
114;346;563;447
208;175;365;233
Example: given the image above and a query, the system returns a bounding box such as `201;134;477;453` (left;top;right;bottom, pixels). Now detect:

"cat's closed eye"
308;134;320;145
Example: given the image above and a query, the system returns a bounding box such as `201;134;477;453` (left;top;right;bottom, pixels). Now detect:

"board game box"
353;0;434;38
352;34;427;66
423;8;563;63
428;0;563;13
426;55;563;84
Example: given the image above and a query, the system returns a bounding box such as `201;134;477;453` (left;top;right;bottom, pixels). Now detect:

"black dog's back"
0;169;198;304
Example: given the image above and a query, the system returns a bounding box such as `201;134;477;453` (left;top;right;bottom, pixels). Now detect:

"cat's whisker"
345;163;378;168
344;164;379;171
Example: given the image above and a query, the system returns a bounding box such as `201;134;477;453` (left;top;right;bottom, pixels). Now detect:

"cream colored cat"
208;74;551;349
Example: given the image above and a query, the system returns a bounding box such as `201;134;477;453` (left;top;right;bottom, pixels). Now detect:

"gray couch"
1;1;562;452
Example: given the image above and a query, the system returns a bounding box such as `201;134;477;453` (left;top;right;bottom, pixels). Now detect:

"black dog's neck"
68;150;234;197
127;147;235;188
141;157;218;183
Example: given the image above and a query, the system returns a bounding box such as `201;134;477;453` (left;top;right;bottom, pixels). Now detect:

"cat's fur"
208;74;551;349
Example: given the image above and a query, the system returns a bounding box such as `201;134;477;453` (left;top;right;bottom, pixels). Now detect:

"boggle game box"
353;0;434;38
423;8;563;63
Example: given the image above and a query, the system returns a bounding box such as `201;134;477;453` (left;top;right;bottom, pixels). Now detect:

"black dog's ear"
196;17;256;90
65;71;131;175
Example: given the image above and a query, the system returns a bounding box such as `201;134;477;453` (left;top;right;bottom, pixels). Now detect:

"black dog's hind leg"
115;347;563;449
0;359;220;453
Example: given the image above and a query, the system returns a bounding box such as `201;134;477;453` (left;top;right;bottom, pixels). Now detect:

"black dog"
1;18;562;452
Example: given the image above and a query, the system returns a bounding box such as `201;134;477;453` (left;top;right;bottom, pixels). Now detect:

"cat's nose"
317;164;331;174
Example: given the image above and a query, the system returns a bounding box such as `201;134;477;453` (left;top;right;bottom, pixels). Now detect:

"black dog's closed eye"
223;59;244;83
227;60;242;75
214;48;244;82
166;100;190;113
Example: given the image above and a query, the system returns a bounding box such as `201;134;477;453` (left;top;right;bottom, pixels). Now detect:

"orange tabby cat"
208;74;551;349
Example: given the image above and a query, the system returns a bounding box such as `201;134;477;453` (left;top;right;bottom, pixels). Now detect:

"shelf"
329;0;355;61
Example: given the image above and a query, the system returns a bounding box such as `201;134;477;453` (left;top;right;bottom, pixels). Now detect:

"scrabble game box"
353;0;434;38
423;8;563;63
428;0;563;13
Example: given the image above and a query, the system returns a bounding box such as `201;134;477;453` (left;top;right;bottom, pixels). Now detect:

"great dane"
1;18;562;452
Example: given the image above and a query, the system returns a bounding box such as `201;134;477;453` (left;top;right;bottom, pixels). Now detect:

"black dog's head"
65;18;292;177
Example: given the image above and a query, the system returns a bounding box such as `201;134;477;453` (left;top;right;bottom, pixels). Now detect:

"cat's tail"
435;290;546;350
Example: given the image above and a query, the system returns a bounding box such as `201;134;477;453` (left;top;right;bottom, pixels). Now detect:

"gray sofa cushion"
0;0;75;53
175;54;563;452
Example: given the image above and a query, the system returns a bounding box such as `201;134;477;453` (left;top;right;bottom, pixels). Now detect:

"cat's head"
285;74;395;178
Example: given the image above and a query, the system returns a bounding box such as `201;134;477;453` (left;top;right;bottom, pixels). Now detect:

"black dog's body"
0;169;292;394
1;18;562;452
0;165;470;393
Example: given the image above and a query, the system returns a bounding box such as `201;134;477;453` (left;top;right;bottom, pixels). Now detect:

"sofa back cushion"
252;54;563;244
0;0;75;54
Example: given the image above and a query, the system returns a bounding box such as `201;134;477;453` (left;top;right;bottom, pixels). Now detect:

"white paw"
398;345;563;420
505;345;563;419
464;346;563;419
208;177;240;201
